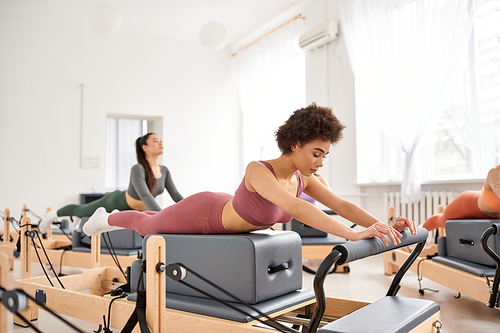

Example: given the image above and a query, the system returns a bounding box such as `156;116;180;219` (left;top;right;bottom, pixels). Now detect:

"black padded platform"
128;288;315;323
317;296;440;333
433;256;496;277
290;210;338;238
291;218;328;237
71;217;142;256
50;223;71;236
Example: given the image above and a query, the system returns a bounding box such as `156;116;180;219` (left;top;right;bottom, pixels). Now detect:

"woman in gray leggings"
38;133;183;234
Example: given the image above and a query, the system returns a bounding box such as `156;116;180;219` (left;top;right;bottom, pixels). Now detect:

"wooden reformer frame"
6;217;440;333
0;252;9;333
383;206;500;310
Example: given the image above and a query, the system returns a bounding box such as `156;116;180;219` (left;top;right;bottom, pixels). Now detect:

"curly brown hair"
275;103;345;154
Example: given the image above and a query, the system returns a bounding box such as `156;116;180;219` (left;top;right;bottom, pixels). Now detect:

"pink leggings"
422;191;492;231
108;192;231;236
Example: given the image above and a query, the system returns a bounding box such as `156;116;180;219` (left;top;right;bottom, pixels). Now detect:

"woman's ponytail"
136;133;156;193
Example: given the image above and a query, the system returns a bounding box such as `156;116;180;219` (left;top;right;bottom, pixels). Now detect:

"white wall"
0;15;241;219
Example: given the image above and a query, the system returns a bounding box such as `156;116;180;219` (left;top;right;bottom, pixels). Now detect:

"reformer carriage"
384;207;500;311
1;215;443;333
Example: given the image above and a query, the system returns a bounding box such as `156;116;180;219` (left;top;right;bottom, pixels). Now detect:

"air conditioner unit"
299;19;338;51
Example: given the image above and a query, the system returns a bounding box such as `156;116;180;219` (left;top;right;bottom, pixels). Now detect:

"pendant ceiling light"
199;0;228;50
90;3;122;36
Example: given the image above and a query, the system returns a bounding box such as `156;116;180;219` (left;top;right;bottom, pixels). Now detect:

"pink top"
232;161;304;227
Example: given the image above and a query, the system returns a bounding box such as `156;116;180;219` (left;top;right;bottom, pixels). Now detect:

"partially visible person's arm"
163;166;184;202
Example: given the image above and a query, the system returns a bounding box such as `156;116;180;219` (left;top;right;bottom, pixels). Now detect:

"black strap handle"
459;238;474;246
268;262;289;274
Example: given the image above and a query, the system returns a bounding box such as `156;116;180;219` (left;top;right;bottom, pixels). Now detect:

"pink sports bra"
232;161;304;227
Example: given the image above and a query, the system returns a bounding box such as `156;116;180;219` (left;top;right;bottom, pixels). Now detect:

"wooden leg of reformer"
2;209;14;270
436;206;445;238
45;207;53;239
89;235;102;295
146;236;166;333
1;252;9;333
2;209;10;248
19;218;31;279
13;217;39;326
91;235;101;269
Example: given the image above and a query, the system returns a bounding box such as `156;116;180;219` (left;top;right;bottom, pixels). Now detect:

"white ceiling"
0;0;306;49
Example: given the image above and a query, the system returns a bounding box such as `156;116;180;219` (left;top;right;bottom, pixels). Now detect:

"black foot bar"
480;223;500;308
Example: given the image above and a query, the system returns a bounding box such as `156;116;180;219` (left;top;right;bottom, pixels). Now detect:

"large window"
105;118;148;190
430;0;500;178
361;0;500;183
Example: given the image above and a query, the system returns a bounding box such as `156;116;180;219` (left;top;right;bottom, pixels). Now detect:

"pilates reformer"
3;215;442;333
384;208;500;310
1;206;73;271
0;207;141;271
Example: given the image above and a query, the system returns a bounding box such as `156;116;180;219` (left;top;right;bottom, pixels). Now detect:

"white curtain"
338;0;474;203
105;118;144;190
233;19;305;165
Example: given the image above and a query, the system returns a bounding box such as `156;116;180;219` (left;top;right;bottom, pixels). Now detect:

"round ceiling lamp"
90;3;122;36
199;21;228;50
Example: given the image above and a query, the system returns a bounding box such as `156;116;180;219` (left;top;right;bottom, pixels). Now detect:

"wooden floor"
3;254;499;332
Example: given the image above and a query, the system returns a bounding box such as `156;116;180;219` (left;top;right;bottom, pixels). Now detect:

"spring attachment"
432;320;443;332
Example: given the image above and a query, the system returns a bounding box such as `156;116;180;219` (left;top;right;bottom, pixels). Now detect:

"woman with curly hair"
38;133;183;234
84;103;415;245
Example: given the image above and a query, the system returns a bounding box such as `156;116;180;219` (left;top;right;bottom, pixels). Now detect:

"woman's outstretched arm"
245;162;410;246
163;166;184;202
